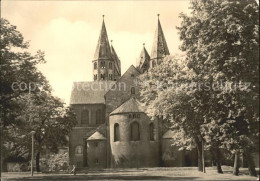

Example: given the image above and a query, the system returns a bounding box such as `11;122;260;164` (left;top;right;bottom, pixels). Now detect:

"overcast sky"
2;0;191;104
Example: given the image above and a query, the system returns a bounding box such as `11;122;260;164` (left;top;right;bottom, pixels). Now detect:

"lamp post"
31;131;36;176
198;135;206;173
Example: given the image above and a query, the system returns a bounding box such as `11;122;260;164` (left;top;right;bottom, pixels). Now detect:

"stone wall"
109;113;159;168
87;140;107;168
69;104;106;167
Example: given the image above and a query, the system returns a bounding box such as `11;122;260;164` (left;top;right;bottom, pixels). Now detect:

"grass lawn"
1;166;259;180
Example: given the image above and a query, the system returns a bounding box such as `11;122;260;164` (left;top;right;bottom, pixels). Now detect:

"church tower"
136;43;150;73
150;14;170;68
93;16;119;81
111;41;121;80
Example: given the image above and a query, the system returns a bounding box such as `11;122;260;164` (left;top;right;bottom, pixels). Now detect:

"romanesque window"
94;62;97;69
75;145;83;155
94;74;97;80
149;123;155;141
130;122;140;141
81;110;89;124
96;109;103;124
100;74;105;80
109;62;112;69
114;123;120;142
131;87;135;94
100;61;106;68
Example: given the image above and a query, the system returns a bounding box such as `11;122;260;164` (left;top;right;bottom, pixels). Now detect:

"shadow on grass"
223;168;260;176
5;175;199;180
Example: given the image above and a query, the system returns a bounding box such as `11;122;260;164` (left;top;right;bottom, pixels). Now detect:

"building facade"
69;15;194;168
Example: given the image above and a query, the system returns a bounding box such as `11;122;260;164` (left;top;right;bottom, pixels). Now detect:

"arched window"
131;87;135;94
81;110;89;124
114;123;120;142
130;122;140;141
75;145;83;155
96;109;103;124
100;74;105;80
100;61;105;68
109;62;112;69
94;74;97;80
94;62;97;69
149;123;155;141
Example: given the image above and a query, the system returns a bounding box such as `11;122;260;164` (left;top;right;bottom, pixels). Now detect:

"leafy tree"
177;0;259;176
139;55;207;172
7;92;76;172
0;18;50;172
0;18;77;173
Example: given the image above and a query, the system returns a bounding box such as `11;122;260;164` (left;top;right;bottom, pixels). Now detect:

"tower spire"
150;14;170;67
93;15;111;60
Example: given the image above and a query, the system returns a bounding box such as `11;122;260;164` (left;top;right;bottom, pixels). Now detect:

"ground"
1;166;259;181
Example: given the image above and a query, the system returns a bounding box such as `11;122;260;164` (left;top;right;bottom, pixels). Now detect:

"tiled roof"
70;81;116;104
87;131;106;140
151;17;170;60
136;45;150;69
94;19;112;60
110;97;145;115
162;130;175;139
111;45;121;75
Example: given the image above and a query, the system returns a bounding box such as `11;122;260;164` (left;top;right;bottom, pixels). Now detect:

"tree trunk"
36;151;41;172
210;148;223;174
194;137;203;172
233;152;240;176
244;151;257;177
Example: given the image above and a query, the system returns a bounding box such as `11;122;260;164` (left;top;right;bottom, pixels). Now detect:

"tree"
0;18;77;173
139;54;207;172
7;92;76;172
0;18;50;172
177;0;259;176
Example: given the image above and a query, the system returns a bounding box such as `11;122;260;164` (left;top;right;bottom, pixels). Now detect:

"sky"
1;0;191;104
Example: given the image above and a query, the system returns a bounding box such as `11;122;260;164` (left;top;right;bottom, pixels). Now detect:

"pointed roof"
110;97;145;115
87;131;106;140
94;17;112;60
136;44;150;68
111;44;121;75
150;15;170;60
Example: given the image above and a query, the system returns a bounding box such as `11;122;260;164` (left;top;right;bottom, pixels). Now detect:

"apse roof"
110;97;145;115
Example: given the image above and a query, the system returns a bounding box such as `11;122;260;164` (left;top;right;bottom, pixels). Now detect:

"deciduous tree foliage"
177;0;259;176
0;18;77;172
139;55;207;172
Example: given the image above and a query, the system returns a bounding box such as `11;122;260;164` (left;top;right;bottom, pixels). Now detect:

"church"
69;15;197;168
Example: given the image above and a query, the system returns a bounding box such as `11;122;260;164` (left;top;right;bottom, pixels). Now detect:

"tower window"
94;74;97;80
131;74;135;77
130;122;140;141
100;61;106;68
131;87;135;94
109;62;112;69
100;74;105;80
114;123;120;142
94;62;97;69
81;110;89;124
149;123;155;141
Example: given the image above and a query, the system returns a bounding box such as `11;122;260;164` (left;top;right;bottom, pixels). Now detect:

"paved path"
1;166;259;180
